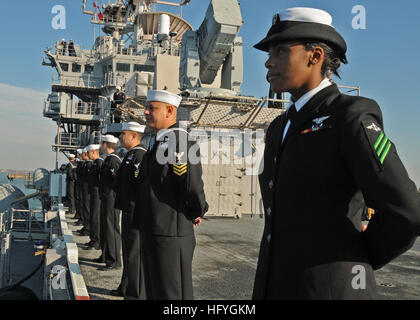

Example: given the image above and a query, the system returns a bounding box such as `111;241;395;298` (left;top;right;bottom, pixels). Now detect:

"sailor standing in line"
111;121;147;299
73;149;84;224
86;144;104;250
96;135;123;270
66;154;77;214
132;90;208;300
78;148;92;237
252;7;420;300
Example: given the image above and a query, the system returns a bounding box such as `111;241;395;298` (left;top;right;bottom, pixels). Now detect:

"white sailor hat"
86;144;101;151
69;154;76;158
102;134;119;144
82;147;88;153
147;90;182;108
116;86;121;90
77;149;83;154
122;121;146;133
254;7;348;63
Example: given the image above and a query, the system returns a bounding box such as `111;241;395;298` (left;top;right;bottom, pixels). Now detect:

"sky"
0;0;419;186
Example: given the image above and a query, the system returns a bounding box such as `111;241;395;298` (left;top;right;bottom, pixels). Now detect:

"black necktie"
286;104;297;123
281;104;297;145
148;135;156;151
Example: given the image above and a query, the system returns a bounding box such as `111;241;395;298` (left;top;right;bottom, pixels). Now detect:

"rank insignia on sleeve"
362;120;392;167
133;163;140;178
173;163;187;176
175;152;185;165
367;123;382;132
374;131;392;164
173;152;187;176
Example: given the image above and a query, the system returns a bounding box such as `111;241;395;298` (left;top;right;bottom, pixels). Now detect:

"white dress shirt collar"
288;77;333;112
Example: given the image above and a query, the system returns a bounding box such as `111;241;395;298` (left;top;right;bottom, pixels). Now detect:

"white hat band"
87;144;101;151
102;134;119;144
122;121;146;133
147;90;182;108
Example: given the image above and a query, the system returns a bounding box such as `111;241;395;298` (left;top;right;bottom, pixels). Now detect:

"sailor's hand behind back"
193;217;202;226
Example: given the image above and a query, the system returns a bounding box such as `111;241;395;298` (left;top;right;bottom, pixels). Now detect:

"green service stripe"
377;136;388;156
380;142;392;164
374;132;384;150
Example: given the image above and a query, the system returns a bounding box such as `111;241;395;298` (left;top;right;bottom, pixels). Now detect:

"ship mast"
81;0;189;45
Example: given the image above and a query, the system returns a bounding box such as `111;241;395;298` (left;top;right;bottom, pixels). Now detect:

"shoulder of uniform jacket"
107;153;122;162
335;95;382;121
266;113;286;137
133;147;147;155
157;127;189;140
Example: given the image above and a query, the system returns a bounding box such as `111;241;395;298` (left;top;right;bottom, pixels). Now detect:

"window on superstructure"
103;65;112;74
72;63;82;73
85;65;94;73
116;63;131;72
134;64;155;73
60;63;69;72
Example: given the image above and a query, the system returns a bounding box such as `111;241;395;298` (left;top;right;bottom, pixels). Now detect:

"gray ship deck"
64;213;420;300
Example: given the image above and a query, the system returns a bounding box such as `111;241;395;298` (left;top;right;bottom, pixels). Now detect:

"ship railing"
103;72;132;88
0;230;11;288
95;43;139;59
102;15;126;24
91;131;102;144
0;211;8;232
54;74;102;89
94;45;114;59
59;133;79;147
115;46;136;56
9;208;48;240
72;101;100;116
1;208;12;234
54;41;82;58
151;44;180;57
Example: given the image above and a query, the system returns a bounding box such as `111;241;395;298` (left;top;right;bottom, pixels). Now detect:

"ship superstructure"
41;0;360;218
41;0;289;218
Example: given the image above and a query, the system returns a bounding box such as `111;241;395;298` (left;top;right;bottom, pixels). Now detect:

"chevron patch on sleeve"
133;163;140;179
173;163;187;176
362;120;392;169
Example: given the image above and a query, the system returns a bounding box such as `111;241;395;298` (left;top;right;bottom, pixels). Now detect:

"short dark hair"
303;42;342;79
105;142;117;149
